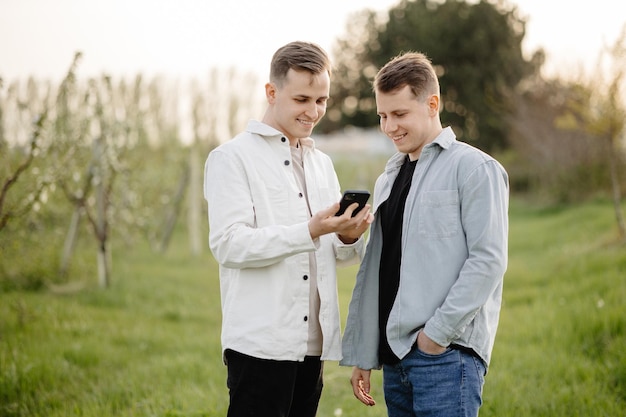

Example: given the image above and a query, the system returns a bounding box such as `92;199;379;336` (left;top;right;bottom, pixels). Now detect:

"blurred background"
1;1;626;416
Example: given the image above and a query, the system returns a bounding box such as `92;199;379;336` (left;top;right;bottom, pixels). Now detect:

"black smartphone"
335;190;371;217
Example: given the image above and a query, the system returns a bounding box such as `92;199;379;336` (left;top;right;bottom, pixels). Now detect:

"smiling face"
263;68;330;145
376;85;442;161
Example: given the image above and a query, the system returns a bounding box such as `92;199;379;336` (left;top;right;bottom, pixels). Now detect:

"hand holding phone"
335;190;371;217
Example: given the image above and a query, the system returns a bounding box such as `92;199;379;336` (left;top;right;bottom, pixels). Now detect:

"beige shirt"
291;141;323;356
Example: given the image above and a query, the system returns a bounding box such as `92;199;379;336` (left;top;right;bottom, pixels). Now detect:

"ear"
427;94;440;115
265;82;277;104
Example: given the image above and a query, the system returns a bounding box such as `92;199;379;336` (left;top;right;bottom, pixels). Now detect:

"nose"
305;103;321;120
382;117;397;135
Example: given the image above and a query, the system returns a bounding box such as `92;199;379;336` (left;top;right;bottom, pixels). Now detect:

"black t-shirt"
378;156;418;365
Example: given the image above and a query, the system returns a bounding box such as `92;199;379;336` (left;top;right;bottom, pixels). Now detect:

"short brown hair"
373;52;439;100
270;41;332;85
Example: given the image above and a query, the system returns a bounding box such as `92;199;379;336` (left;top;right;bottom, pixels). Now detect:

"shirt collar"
247;120;282;137
431;126;456;150
385;126;456;171
246;120;316;150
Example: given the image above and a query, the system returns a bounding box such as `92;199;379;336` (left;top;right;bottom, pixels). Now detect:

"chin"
298;127;314;137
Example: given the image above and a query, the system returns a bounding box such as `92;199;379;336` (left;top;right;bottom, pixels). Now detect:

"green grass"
482;199;626;417
1;198;626;416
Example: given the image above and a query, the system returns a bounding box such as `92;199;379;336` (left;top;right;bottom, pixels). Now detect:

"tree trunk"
94;136;110;288
158;164;189;253
96;240;110;288
188;147;202;256
60;207;82;276
607;138;626;241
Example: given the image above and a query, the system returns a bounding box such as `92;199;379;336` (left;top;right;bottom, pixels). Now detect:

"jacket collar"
386;126;456;170
432;126;456;150
246;120;315;150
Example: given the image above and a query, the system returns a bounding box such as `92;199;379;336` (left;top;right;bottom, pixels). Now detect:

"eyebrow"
294;94;329;100
378;108;408;115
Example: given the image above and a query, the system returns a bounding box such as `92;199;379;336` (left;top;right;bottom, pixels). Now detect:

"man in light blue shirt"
341;52;509;417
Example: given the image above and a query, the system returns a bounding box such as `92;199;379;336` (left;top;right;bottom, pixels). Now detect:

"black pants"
224;349;323;417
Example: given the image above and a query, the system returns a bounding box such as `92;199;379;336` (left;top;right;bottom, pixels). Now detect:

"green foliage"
501;24;626;243
323;0;538;152
1;52;259;289
0;185;97;292
483;199;626;416
0;57;201;288
1;199;626;416
0;230;225;417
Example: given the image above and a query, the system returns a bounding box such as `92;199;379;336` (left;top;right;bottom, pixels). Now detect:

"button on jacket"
204;120;364;362
341;127;509;370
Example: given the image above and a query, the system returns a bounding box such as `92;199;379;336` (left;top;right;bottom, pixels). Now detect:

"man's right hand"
350;367;376;406
308;202;372;240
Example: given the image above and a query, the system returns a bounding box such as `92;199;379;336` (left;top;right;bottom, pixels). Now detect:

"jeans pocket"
414;346;454;359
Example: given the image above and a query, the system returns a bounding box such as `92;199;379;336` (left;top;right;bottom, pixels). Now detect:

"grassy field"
1;197;626;416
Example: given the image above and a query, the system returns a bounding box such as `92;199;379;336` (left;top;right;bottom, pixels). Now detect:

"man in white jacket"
204;41;373;417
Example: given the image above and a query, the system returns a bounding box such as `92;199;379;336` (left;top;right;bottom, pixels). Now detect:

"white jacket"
204;120;364;362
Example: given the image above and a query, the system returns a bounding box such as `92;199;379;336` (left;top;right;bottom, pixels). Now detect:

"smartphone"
335;190;371;217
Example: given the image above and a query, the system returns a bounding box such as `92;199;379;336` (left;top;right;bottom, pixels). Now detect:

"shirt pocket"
418;190;460;238
312;186;334;210
250;179;288;226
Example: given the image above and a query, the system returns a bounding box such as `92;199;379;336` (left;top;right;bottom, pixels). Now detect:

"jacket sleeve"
424;160;509;346
340;225;383;370
204;148;316;269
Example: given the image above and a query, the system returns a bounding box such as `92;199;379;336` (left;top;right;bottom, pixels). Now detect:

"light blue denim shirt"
341;127;509;369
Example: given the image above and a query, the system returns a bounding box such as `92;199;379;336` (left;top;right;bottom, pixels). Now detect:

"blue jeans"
382;346;486;417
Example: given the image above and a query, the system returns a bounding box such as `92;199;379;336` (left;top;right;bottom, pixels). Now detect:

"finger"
327;202;341;217
353;384;373;405
343;202;360;218
357;382;376;406
358;369;373;399
360;375;370;394
351;370;376;406
348;205;365;222
350;375;364;400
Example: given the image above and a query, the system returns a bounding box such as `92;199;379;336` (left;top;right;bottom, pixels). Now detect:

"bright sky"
0;0;625;82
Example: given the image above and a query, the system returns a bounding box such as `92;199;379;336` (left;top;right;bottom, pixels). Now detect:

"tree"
0;78;5;150
322;0;539;152
0;111;48;232
0;54;83;235
185;68;260;256
556;25;626;241
1;54;263;289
